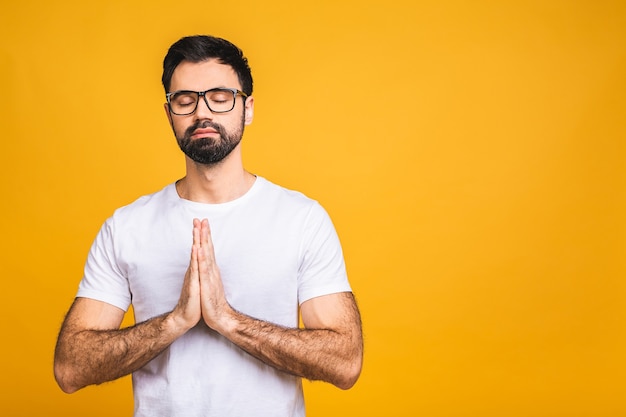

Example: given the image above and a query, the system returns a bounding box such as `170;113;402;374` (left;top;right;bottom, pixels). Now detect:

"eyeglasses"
166;88;248;115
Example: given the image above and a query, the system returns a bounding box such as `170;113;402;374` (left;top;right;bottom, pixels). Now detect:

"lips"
191;127;219;138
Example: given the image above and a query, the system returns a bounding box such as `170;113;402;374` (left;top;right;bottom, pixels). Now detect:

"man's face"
165;59;253;165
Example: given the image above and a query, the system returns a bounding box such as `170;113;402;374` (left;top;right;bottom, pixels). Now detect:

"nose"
194;95;214;119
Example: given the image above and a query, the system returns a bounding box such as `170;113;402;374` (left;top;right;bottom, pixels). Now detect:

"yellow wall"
1;1;625;416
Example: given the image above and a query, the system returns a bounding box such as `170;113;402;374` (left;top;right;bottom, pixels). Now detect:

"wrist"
165;309;196;336
210;303;240;336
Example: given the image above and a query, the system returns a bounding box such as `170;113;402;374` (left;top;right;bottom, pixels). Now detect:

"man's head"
163;35;254;166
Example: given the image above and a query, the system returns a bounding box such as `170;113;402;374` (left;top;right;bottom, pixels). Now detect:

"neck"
176;147;255;204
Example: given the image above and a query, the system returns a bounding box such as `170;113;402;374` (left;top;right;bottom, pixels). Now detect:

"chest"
119;211;302;326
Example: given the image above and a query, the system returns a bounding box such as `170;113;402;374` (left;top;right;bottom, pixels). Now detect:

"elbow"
57;382;79;394
55;373;80;394
54;361;81;394
333;332;364;390
333;354;363;390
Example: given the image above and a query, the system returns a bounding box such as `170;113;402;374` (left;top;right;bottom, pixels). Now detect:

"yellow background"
1;1;625;416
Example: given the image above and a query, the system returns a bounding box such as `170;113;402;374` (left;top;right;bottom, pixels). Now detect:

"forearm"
222;311;363;389
54;313;181;393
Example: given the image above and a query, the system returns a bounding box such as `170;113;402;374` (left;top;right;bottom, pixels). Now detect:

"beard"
176;117;245;165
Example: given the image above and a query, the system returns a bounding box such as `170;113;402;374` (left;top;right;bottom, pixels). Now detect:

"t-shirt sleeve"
76;217;131;311
297;202;352;304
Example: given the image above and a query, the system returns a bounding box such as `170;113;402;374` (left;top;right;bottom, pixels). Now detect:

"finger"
192;218;201;246
197;242;206;263
200;219;209;243
189;221;200;278
188;246;201;297
190;245;198;273
196;242;210;278
201;219;216;255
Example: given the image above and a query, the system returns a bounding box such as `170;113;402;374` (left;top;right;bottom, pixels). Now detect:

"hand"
171;219;203;330
196;218;233;332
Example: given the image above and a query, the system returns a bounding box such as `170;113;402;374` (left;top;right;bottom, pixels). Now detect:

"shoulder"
106;183;177;229
114;183;175;215
254;176;321;211
253;176;333;231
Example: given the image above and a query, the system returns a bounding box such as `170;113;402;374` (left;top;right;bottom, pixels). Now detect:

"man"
53;35;363;417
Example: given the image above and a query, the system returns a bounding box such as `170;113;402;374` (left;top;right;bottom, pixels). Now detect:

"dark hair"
162;35;253;95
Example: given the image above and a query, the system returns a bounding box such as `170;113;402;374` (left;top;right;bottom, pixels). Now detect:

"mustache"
184;120;225;138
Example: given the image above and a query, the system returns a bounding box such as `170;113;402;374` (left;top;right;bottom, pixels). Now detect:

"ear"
244;96;254;126
164;103;174;127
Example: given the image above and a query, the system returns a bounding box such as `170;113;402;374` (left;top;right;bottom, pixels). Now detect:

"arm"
54;223;205;393
54;298;178;393
195;219;363;389
220;292;363;390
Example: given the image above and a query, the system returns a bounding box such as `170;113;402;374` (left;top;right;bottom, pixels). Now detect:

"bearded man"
53;35;363;417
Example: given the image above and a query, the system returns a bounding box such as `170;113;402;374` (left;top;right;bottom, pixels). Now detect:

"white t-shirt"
76;176;351;417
